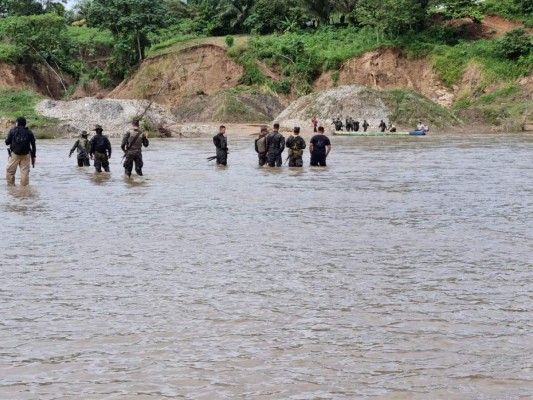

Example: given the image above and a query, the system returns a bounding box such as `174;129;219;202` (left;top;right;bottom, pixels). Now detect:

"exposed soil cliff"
314;48;455;107
0;62;68;99
109;45;244;108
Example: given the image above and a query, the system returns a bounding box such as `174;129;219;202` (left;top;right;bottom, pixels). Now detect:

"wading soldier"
309;126;331;167
265;123;285;167
5;117;36;186
89;124;111;173
213;125;228;166
285;127;306;167
254;126;268;166
121;120;149;177
69;131;91;166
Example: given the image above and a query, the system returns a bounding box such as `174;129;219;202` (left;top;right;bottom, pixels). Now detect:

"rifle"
206;156;217;162
31;155;35;168
7;148;12;158
284;154;290;165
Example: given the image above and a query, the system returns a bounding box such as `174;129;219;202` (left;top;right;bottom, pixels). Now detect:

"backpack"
11;127;31;155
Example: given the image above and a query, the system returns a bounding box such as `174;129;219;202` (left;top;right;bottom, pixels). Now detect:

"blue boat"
409;130;427;136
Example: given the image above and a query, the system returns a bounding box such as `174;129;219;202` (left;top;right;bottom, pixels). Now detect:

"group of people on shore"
213;123;331;168
331;116;396;133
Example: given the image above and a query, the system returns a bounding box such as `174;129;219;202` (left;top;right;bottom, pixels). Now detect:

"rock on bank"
36;97;176;137
275;86;390;133
274;85;458;132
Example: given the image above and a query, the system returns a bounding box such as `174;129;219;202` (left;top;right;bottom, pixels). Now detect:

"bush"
0;89;56;126
493;28;532;60
225;35;235;47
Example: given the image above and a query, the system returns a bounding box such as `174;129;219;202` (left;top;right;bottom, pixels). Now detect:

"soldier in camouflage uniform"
265;123;285;167
213;125;228;166
89;124;112;173
69;131;91;167
285;127;306;167
121;120;149;177
254;126;268;166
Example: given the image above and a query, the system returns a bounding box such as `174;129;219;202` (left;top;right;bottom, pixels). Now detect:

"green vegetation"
0;0;531;130
380;89;459;128
0;89;56;126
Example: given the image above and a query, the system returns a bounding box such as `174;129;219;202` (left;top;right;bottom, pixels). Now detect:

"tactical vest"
127;130;143;151
256;137;266;153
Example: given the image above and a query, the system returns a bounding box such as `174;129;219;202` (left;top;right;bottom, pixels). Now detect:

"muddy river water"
1;133;532;399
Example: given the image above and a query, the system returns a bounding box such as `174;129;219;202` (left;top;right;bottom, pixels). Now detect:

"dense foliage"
0;0;530;94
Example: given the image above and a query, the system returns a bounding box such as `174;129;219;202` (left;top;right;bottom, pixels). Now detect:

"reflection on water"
0;134;532;399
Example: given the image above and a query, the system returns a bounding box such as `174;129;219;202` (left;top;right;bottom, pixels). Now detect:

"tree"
0;0;66;16
0;14;72;88
355;0;426;41
429;0;483;22
301;0;334;23
86;0;167;64
244;0;303;34
222;0;256;31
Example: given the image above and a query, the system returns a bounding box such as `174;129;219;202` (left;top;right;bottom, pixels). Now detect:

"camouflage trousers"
216;149;227;166
93;152;110;173
123;150;143;176
258;152;267;166
288;149;303;167
267;151;283;167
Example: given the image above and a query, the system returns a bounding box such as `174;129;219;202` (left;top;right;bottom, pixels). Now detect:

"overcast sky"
65;0;76;10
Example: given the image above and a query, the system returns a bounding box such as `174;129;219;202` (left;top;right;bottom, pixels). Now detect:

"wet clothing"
379;121;387;132
121;129;149;176
70;137;91;166
354;121;360;131
255;135;268;166
285;135;306;167
89;133;112;173
5;126;36;186
310;134;331;167
265;130;285;167
362;121;369;132
213;132;228;166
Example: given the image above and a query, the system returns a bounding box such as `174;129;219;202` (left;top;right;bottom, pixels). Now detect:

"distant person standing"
362;120;369;132
121;120;149;177
5;117;36;186
311;116;318;132
285;127;306;167
309;126;331;167
354;120;360;131
69;131;91;167
265;123;285;167
254;126;268;167
89;124;111;173
213;125;228;166
379;120;387;132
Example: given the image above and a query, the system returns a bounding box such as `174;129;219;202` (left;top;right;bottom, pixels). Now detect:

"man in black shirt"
89;125;112;173
5;117;36;186
309;126;331;167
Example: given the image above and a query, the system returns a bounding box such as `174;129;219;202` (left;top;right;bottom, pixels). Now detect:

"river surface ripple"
0;133;532;399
